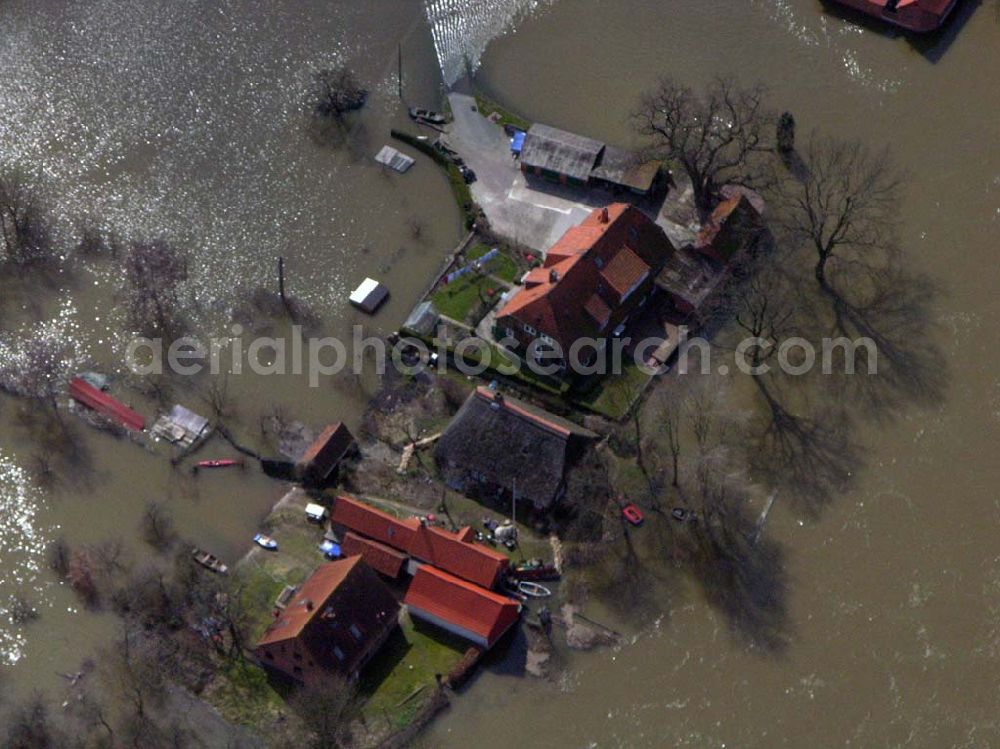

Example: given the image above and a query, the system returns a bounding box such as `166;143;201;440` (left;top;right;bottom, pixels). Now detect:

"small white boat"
517;581;551;598
254;533;278;551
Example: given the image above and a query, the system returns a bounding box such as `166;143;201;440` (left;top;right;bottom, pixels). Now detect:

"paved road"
445;92;592;251
445;92;698;251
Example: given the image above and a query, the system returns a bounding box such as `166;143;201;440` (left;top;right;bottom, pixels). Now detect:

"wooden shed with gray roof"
520;123;604;186
520;123;660;195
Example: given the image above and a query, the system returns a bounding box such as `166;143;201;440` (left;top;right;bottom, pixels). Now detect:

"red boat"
193;458;245;471
622;503;644;527
826;0;959;33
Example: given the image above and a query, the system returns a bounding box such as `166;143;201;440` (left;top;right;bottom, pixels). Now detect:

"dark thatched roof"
434;387;595;510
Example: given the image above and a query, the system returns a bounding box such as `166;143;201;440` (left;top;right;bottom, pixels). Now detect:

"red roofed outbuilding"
295;422;357;486
68;378;145;432
340;532;407;579
330;495;509;589
404;566;521;650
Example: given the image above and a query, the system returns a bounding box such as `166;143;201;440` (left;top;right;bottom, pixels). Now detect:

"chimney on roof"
549;269;559;283
304;599;313;611
599;207;609;224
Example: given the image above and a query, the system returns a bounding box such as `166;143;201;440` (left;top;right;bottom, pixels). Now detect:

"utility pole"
397;43;403;100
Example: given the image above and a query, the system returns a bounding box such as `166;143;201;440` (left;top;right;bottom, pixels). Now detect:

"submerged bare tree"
139;501;176;552
772;133;900;290
0;170;52;266
123;238;189;336
635;76;775;216
312;65;368;120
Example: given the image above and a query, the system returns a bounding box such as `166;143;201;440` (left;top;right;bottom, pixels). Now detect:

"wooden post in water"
278;256;287;305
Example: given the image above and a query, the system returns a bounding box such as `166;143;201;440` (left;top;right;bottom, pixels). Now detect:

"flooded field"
2;0;999;746
419;1;1000;747
0;0;459;696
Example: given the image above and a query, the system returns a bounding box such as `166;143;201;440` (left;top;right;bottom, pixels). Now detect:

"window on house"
628;226;639;243
293;651;302;661
333;646;345;662
349;624;363;641
263;650;273;660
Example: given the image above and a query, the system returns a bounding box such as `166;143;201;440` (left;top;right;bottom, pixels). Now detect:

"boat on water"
825;0;958;32
517;581;552;598
253;533;278;551
512;558;561;581
408;107;446;125
193;458;244;471
192;548;228;574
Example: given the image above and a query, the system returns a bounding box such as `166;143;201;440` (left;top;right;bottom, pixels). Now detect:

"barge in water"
827;0;958;32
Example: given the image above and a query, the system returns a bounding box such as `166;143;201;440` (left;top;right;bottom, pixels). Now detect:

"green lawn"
359;614;466;729
207;658;290;732
431;274;499;324
474;91;531;132
573;359;653;419
467;243;520;283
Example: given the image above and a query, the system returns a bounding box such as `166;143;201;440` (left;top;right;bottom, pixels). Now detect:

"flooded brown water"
0;0;459;696
418;1;1000;748
2;0;999;746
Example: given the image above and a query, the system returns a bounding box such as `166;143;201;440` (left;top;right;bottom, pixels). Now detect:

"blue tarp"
510;130;526;154
319;540;341;559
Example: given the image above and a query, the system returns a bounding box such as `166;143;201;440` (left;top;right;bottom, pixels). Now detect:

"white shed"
349;278;389;314
305;503;329;523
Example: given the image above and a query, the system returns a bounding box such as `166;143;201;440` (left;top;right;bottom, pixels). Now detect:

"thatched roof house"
434;387;596;512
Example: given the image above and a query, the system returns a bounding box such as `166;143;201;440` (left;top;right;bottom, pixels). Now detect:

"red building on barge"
828;0;958;32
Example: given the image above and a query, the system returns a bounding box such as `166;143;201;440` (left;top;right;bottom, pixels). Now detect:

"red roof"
330;495;417;550
68;378;145;432
258;558;360;646
404;566;521;649
496;204;673;352
600;246;650;300
473;386;573;439
256;557;400;678
341;532;407;578
297;422;356;482
331;496;509;589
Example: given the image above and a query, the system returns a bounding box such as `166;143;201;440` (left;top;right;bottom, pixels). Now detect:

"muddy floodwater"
2;0;1000;747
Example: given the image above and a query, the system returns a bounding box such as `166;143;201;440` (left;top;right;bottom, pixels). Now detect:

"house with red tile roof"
404;566;521;650
493;204;675;373
329;495;509;589
254;557;399;685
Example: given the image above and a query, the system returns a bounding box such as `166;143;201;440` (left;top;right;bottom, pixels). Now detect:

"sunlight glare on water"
0;451;55;665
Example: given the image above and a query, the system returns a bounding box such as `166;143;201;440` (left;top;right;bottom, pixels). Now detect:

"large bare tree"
635;76;775;217
772;133;900;290
123;238;189;336
0;170;51;265
313;65;368;120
